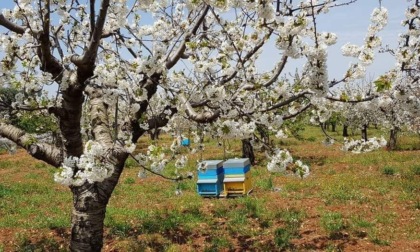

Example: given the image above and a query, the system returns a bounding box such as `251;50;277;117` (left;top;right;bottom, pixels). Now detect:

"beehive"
222;158;253;196
223;158;251;175
181;138;190;147
223;172;252;195
197;160;224;197
197;160;224;178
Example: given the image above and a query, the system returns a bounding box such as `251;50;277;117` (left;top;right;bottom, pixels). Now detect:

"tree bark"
70;194;106;252
387;128;398;150
361;124;368;141
343;125;349;137
149;129;160;140
70;153;127;251
257;124;270;147
331;122;336;132
241;138;255;165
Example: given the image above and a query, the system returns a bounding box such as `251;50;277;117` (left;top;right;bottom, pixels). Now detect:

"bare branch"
262;55;288;87
90;0;96;39
282;103;312;120
84;86;114;146
0;123;63;167
179;94;220;123
261;91;310;113
325;95;378;103
37;0;65;81
0;14;34;34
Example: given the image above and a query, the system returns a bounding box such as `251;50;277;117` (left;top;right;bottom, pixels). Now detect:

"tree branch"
282;103;312;120
261;91;310;113
179;94;220;123
262;55;288;87
90;0;96;40
84;86;114;146
325;95;378;103
37;0;65;81
0;14;36;35
166;4;210;69
71;0;110;67
0;123;63;167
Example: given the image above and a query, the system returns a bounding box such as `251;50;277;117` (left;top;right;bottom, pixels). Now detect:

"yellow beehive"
223;171;252;195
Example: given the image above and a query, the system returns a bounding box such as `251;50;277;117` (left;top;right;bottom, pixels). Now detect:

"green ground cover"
0;126;419;251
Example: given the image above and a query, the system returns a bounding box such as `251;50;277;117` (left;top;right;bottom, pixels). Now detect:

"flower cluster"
341;7;388;81
294;160;310;179
342;136;387;153
147;145;168;173
267;148;310;178
54;141;115;186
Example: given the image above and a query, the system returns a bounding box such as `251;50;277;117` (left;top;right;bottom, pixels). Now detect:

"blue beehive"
197;160;224;196
197;160;224;178
181;138;190;147
223;158;251;175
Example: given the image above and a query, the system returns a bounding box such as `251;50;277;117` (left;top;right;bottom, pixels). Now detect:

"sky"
275;0;410;81
0;0;411;83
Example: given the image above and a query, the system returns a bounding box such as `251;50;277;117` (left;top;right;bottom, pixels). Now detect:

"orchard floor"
0;127;419;251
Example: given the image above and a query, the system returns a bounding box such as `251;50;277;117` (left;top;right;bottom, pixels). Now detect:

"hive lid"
224;177;245;182
197;178;218;183
199;160;223;169
223;158;250;168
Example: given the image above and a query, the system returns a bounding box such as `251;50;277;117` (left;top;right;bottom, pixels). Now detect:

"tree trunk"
387;128;398;150
343;125;349;137
242;138;255;165
149;129;160;140
69;159;126;251
257;125;269;145
70;194;106;252
361;124;368;141
331;122;336;132
257;124;270;151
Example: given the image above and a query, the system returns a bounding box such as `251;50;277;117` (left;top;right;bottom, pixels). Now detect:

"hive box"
197;160;224;178
197;174;224;196
181;138;190;147
223;158;251;175
223;171;252;195
222;158;253;196
197;160;224;196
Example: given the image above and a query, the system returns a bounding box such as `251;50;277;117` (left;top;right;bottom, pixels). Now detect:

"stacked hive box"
222;158;252;196
196;160;224;197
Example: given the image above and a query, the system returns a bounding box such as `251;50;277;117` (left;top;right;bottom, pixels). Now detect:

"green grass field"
0;126;419;251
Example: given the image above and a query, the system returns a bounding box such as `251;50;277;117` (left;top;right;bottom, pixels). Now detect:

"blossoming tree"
0;0;409;251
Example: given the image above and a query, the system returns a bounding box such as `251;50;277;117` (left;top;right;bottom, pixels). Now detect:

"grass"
320;211;346;238
0;125;419;251
382;166;397;176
